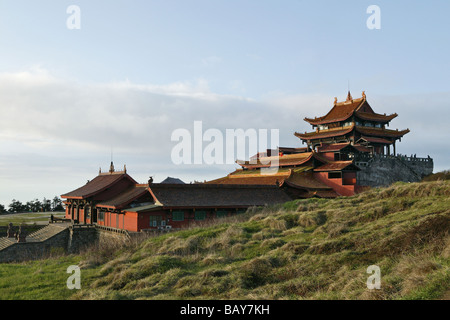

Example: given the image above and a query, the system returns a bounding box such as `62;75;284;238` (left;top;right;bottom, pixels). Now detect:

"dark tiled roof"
61;173;136;199
285;170;333;190
358;136;394;145
304;97;366;125
356;127;410;138
303;94;398;126
295;125;409;142
205;169;292;185
96;185;149;209
317;143;372;154
236;152;314;169
352;144;372;153
294;126;354;140
148;183;292;208
355;111;397;122
314;161;360;172
317;143;351;153
160;177;185;184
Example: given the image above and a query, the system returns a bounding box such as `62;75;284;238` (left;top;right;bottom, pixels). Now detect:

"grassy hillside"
73;180;449;300
0;180;449;300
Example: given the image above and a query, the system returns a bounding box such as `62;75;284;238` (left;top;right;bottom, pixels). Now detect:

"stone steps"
0;237;15;251
26;224;69;242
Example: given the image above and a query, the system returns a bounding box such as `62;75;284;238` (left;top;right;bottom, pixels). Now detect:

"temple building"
294;91;409;156
61;163;291;232
207;91;433;197
61;91;433;232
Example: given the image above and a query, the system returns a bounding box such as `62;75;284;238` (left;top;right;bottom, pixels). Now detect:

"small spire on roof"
346;91;353;102
334;97;337;104
109;161;115;173
362;91;366;98
124;164;127;173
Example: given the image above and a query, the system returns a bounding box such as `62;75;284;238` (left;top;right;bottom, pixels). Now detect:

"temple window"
149;215;162;227
328;172;342;179
194;210;207;221
98;210;104;221
343;121;353;127
172;211;185;221
375;123;382;128
318;125;328;130
85;206;91;219
216;210;228;218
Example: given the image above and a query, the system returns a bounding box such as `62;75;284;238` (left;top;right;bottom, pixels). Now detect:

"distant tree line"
0;196;64;214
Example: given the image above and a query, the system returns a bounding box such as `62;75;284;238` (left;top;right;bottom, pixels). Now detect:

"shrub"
239;257;274;289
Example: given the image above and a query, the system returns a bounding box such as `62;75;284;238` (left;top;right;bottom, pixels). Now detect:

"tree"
8;199;27;213
0;204;5;214
31;199;42;212
52;196;64;212
26;201;34;212
42;198;51;212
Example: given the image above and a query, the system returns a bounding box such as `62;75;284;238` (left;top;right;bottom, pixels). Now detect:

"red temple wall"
313;171;356;196
65;204;242;232
320;152;335;161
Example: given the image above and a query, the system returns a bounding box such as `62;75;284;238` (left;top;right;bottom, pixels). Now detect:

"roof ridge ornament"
362;91;366;98
346;91;353;102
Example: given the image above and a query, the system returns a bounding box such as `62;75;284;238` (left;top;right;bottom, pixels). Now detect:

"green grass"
0;212;65;226
0;181;449;300
0;255;99;299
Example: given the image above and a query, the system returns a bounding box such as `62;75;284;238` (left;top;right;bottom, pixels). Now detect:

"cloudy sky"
0;0;449;206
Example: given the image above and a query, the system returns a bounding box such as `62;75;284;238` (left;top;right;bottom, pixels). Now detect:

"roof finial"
362;90;366;98
346;80;353;102
346;90;353;102
109;146;115;173
334;97;338;104
124;164;127;173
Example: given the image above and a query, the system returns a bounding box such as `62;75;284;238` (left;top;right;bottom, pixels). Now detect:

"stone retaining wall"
0;228;70;263
0;225;44;237
356;155;433;187
0;225;131;263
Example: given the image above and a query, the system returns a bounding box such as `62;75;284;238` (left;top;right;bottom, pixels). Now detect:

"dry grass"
69;180;450;300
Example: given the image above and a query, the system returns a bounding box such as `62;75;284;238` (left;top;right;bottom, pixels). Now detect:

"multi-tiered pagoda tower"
294;91;409;156
207;91;433;197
